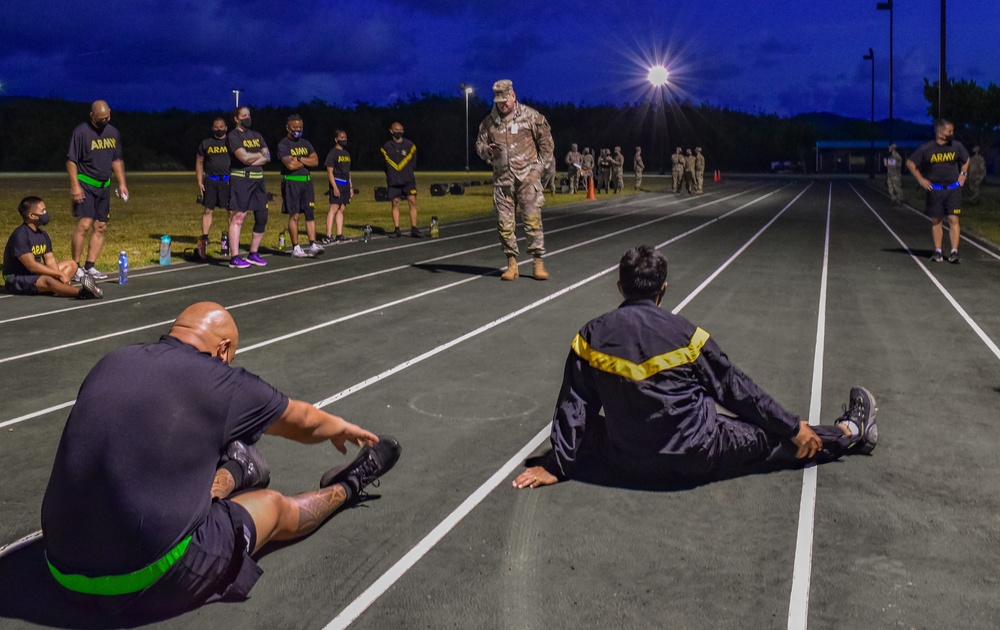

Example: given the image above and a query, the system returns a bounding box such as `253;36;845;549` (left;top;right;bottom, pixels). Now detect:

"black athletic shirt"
67;122;123;181
324;147;351;181
381;138;417;186
41;335;289;575
196;137;231;176
908;139;970;185
227;128;268;172
277;136;315;176
3;223;51;277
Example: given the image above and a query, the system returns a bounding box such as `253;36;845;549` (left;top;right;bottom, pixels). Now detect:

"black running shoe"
320;435;402;502
224;440;271;491
839;387;878;454
930;251;944;263
389;227;402;238
410;226;424;238
77;273;104;299
947;250;961;264
320;235;335;245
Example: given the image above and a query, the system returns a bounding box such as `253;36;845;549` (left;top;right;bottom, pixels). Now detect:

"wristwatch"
960;171;968;176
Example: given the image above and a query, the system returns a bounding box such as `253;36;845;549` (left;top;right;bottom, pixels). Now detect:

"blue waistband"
206;175;230;181
334;178;349;186
930;181;961;190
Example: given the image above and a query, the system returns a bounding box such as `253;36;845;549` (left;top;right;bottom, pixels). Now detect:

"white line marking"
850;185;1000;361
322;185;809;629
787;183;832;630
0;530;43;560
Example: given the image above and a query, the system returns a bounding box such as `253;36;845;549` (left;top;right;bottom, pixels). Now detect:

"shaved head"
91;100;110;117
169;302;239;363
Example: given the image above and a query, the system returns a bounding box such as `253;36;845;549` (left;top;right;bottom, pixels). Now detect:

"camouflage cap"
888;143;897;151
493;79;514;103
695;147;702;152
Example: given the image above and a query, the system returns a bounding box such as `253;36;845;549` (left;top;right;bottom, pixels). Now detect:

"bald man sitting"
41;302;401;617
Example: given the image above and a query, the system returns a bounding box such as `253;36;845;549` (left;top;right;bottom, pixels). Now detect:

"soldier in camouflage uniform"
565;143;582;193
476;79;555;281
695;147;706;193
612;146;625;193
580;148;595;191
633;146;644;190
967;145;986;205
883;144;904;205
671;147;684;193
596;149;612;194
683;149;697;194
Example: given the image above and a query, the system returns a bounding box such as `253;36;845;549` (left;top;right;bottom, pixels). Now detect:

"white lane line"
322;185;810;630
787;183;832;630
0;401;76;430
0;185;774;429
850;184;1000;362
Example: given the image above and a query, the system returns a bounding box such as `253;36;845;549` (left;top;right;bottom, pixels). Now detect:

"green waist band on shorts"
47;534;192;596
231;170;265;179
76;173;112;188
283;174;311;182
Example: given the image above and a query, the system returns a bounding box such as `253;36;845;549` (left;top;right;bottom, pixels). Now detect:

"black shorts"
4;274;40;295
924;187;962;218
72;184;111;223
69;499;263;617
387;182;417;200
328;189;352;206
229;177;267;213
202;177;230;210
281;180;316;220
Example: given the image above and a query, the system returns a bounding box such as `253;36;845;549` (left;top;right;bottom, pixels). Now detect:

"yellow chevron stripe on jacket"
381;146;416;171
571;327;710;381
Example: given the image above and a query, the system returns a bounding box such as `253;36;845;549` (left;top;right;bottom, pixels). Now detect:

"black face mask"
944;134;954;142
337;139;348;148
240;118;252;129
213;129;226;138
35;213;51;226
391;132;403;139
94;118;110;131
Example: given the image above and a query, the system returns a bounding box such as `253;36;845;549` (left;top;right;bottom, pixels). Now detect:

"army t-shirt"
277;136;315;176
908;140;970;184
227;128;268;172
67;122;123;181
196;137;231;176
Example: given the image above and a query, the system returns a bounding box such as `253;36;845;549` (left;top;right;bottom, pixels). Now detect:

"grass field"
0;171;667;272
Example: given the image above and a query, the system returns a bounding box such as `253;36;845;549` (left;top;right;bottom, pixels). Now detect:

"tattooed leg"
231;485;349;554
211;468;236;499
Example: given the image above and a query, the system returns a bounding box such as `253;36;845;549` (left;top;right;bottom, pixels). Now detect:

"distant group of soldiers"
670;146;707;194
563;145;650;194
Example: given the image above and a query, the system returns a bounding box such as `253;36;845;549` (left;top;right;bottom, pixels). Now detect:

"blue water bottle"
118;251;129;285
159;235;171;265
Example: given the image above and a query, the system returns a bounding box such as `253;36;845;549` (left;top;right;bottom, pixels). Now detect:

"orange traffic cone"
586;177;596;200
713;170;721;183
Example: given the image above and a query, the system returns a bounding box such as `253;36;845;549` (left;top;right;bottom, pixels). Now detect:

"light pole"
876;0;893;142
647;65;669;175
231;88;243;109
864;48;875;178
460;83;473;172
939;0;947;117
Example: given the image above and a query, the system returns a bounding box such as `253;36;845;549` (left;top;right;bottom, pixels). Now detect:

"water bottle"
118;251;129;285
363;225;372;243
220;232;229;256
278;232;286;248
159;235;171;265
429;216;439;238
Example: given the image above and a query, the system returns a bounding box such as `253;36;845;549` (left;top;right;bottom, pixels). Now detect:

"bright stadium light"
647;65;669;87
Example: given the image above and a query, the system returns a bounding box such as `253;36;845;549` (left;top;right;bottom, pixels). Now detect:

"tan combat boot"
501;254;519;281
532;257;549;280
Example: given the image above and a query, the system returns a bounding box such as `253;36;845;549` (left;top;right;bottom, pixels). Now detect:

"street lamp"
876;0;893;142
231;88;243;109
939;0;947;117
460;83;474;172
864;48;875;178
647;65;670;175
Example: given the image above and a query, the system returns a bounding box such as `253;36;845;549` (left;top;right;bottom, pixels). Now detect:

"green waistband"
47;535;192;596
283;174;311;182
231;170;264;179
76;173;111;188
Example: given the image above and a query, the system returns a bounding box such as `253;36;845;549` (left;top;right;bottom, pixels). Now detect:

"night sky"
2;0;998;122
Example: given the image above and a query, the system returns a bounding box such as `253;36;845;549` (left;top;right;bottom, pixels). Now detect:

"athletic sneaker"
930;251;944;263
77;273;104;299
334;235;349;244
320;235;335;245
72;267;85;283
948;250;961;264
308;242;324;255
389;227;402;238
319;435;402;503
85;267;109;280
410;226;424;238
223;440;270;492
229;255;252;269
292;244;312;258
247;252;268;267
839;386;878;455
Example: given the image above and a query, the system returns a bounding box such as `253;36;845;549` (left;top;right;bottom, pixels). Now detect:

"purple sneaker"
229;255;252;269
247;252;268;267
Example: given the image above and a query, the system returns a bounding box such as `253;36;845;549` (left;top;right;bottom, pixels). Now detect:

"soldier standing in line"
226;106;270;268
683;149;697;194
278;114;323;258
66;99;128;280
581;147;595;191
671;147;684;193
596;149;612;194
611;146;625;193
565;143;582;194
633;146;644;190
695;147;706;193
883;144;904;206
966;145;986;205
195;117;231;260
322;130;354;244
381;122;421;238
476;79;554;281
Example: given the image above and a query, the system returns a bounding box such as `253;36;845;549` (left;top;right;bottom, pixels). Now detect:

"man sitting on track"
41;302;401;616
3;196;103;300
514;245;877;489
